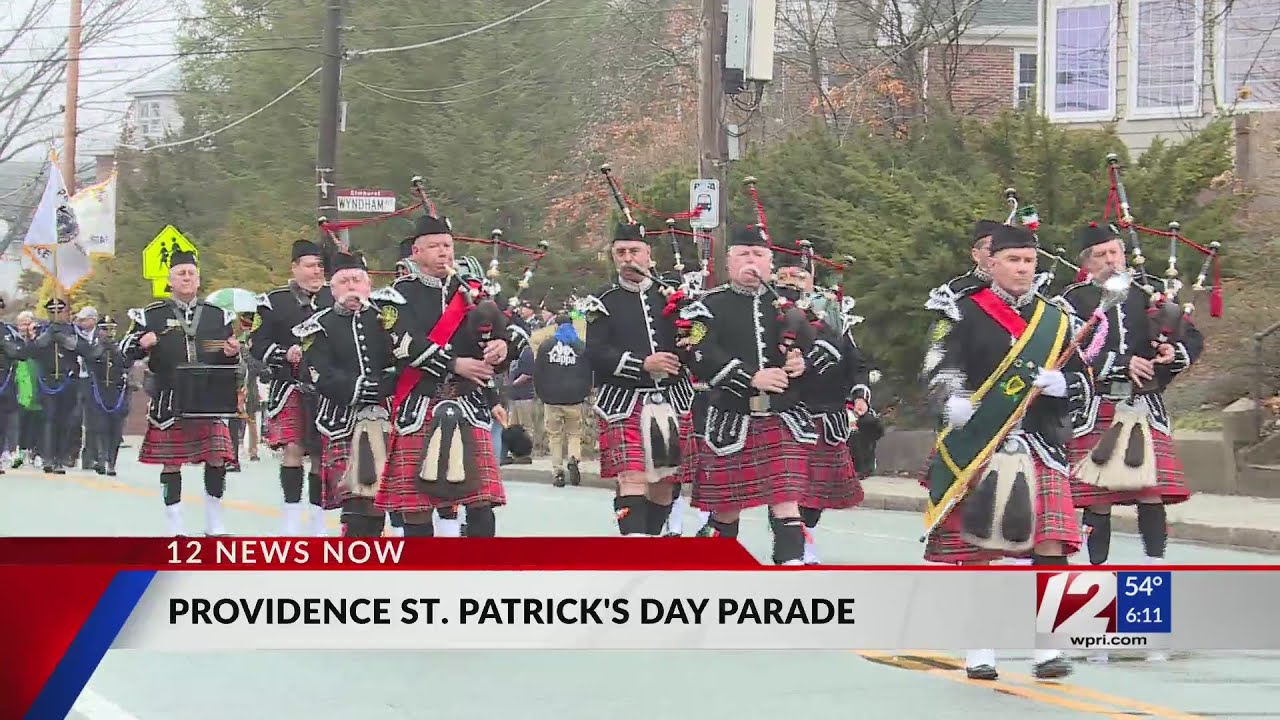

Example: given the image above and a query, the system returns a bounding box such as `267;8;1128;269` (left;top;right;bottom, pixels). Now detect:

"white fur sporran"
343;415;390;499
960;438;1038;554
1073;401;1158;491
639;393;681;483
417;400;480;500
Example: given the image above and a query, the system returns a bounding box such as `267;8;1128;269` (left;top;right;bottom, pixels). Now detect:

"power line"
351;0;558;58
123;66;322;152
348;6;693;32
353;78;531;105
0;44;325;66
6;0;282;33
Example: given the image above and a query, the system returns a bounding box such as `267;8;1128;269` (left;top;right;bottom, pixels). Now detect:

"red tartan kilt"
320;435;352;511
691;415;808;512
264;391;308;451
1067;400;1190;507
376;421;505;512
921;452;1080;564
674;414;699;485
597;406;691;483
139;419;235;467
799;435;864;510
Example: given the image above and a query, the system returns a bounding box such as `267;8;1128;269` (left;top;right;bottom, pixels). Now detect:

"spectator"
502;344;536;464
534;313;592;486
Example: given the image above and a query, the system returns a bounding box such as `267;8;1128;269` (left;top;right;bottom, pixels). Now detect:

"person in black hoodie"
534;313;592;487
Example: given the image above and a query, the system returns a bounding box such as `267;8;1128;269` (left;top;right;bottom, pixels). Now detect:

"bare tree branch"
0;0;156;163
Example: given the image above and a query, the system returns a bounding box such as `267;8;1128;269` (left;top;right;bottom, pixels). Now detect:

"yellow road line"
859;651;1203;719
858;651;1134;717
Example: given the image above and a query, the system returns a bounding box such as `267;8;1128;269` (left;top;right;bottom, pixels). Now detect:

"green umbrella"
206;288;258;313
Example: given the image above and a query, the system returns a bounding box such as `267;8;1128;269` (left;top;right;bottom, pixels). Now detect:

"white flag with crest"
69;172;116;256
22;152;95;291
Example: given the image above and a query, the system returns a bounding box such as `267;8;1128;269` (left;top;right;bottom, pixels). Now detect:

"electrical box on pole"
746;0;776;82
725;0;750;95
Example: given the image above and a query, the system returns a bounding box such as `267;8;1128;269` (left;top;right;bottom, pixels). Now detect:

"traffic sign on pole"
689;179;720;229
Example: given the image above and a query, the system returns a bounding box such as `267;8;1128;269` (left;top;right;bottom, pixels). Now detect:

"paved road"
2;452;1274;719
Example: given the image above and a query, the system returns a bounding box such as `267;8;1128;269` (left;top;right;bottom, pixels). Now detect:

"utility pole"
697;0;729;276
63;0;83;194
316;0;345;248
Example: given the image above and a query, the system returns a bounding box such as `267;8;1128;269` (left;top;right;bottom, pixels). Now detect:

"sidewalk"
502;457;1280;553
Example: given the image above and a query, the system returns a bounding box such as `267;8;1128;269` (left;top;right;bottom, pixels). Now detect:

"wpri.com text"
1034;571;1169;651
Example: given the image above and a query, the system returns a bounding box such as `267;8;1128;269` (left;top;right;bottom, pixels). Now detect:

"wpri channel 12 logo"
1035;571;1172;651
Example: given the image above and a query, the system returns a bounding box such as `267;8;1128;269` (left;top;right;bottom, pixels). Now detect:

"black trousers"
84;402;125;469
39;386;81;467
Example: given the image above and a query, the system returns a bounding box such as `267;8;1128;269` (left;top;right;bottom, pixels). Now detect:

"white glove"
944;396;974;428
1033;369;1068;398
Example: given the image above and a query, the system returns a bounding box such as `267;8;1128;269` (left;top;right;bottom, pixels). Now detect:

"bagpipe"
743;175;884;464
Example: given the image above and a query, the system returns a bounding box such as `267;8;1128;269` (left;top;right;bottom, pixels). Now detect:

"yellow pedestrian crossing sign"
143;225;198;280
152;277;171;299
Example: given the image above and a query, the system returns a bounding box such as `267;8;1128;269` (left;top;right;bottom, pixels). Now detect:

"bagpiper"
676;224;844;564
925;219;999;320
29;297;85;473
83;315;131;476
920;223;1099;680
1055;222;1204;567
582;222;694;537
249;239;334;536
774;254;870;565
375;213;513;537
121;250;240;536
297;252;401;538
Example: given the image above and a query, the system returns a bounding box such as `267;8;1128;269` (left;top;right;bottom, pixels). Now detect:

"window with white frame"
876;0;918;48
1221;0;1280;106
1016;52;1038;107
1046;0;1114;119
1131;0;1199;116
136;100;164;137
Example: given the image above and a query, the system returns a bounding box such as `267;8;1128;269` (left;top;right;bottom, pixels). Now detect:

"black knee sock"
614;496;648;536
1082;509;1111;565
706;517;739;539
800;507;822;529
402;521;434;537
161;471;182;506
1136;503;1167;559
203;465;226;498
389;511;405;528
642;499;673;536
280;466;303;503
772;516;806;565
466;506;496;537
308;472;322;506
1031;553;1068;566
343;514;384;538
436;506;459;520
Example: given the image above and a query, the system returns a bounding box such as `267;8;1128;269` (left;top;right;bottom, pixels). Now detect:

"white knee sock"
164;503;184;536
667;493;689;535
204;496;226;536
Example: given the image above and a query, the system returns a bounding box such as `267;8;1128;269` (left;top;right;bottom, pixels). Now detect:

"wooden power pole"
316;0;345;247
63;0;83;194
697;0;729;276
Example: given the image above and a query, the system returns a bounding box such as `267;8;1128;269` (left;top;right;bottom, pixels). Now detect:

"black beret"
988;223;1039;254
44;297;68;312
774;251;805;268
399;238;414;259
611;222;648;244
330;252;366;274
170;250;197;268
1077;222;1121;251
411;214;453;238
291;239;323;261
973;219;1002;246
98;315;117;327
729;224;768;247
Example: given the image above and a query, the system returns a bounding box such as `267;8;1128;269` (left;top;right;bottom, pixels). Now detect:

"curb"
501;467;1280;554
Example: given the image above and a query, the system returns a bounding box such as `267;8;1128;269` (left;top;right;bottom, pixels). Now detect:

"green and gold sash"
923;291;1069;530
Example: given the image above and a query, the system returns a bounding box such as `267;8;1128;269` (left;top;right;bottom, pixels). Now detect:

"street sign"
143;225;198;280
151;277;171;299
689;179;720;229
336;189;397;214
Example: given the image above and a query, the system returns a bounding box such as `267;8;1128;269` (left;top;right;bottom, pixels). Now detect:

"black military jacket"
297;289;400;439
121;297;237;427
250;282;334;414
583;278;693;422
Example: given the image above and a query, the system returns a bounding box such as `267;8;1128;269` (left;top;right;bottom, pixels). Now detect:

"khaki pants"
544;403;583;471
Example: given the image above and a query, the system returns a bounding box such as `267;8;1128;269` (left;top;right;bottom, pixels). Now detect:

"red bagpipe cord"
1102;165;1223;317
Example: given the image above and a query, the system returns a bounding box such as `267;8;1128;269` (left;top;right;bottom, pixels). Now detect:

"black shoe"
553;470;566;487
106;466;117;477
43;465;55;474
663;531;681;537
966;664;998;681
1032;656;1072;680
460;523;468;537
514;455;532;465
54;467;66;474
94;464;105;475
11;457;21;468
499;456;512;466
567;458;581;486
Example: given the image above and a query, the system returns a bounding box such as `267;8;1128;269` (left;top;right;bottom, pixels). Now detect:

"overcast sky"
3;0;192;164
